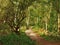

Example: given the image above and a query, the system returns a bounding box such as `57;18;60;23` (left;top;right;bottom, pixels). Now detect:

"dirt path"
25;30;60;45
35;36;60;45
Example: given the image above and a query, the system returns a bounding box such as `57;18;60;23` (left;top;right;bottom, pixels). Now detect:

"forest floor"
24;27;60;45
27;32;60;45
0;28;60;45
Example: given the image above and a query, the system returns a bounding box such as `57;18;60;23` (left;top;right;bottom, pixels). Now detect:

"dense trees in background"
0;0;60;34
27;0;60;32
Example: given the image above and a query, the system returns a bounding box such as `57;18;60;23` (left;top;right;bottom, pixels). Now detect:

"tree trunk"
11;27;20;35
14;30;20;35
58;13;60;32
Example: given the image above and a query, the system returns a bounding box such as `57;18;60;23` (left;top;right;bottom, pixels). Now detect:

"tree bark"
11;27;20;35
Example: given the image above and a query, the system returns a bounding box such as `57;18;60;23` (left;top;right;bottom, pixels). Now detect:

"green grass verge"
0;32;36;45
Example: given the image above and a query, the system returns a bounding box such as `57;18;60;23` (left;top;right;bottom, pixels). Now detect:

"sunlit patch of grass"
20;26;26;32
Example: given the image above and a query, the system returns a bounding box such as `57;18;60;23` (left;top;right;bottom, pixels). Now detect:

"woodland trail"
25;29;60;45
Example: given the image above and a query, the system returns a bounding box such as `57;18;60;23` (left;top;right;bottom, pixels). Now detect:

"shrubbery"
0;32;35;45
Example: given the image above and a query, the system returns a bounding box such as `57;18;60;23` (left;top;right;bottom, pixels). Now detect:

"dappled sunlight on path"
25;29;60;45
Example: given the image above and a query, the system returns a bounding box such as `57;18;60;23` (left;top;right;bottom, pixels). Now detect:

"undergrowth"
0;32;36;45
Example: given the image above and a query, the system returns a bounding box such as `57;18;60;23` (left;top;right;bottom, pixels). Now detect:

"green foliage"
27;0;58;32
0;0;59;45
52;0;60;13
0;0;39;32
48;10;58;32
0;32;35;45
0;0;59;32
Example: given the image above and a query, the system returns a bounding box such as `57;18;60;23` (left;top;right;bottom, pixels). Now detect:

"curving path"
25;29;60;45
